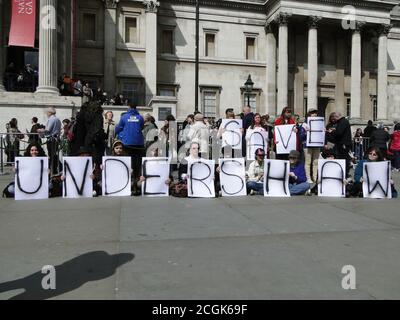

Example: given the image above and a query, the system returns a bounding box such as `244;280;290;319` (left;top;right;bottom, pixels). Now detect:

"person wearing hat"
111;140;125;156
300;109;320;187
288;149;310;195
187;113;209;157
246;148;266;195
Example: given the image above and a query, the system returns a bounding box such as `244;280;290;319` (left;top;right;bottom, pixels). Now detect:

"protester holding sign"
300;109;322;189
246;148;265;195
3;143;48;199
170;142;201;197
246;113;268;160
350;146;397;198
288;150;310;196
274;107;298;160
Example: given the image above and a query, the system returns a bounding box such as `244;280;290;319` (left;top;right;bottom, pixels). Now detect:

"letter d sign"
341;265;356;290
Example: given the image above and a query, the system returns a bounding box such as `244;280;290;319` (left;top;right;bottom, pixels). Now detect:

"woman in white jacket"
246;148;266;195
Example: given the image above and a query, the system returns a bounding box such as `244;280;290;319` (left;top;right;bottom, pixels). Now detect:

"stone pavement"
0;168;400;300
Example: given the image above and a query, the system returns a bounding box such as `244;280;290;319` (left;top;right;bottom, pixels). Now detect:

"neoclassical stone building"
1;0;400;130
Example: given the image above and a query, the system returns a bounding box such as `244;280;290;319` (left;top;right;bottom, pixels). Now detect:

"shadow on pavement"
0;251;134;300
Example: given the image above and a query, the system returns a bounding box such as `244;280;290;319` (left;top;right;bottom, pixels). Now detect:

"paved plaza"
0;169;400;300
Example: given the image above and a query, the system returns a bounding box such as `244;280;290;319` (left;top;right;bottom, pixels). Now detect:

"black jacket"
370;129;390;149
363;125;376;138
333;117;352;148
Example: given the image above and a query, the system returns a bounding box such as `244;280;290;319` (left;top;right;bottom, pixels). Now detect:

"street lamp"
244;74;254;107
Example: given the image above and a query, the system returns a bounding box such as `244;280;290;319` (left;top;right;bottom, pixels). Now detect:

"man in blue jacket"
115;104;145;194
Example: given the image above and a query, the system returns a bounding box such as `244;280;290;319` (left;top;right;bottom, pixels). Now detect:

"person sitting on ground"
288;150;310;196
350;146;397;198
170;142;201;197
246;148;265;195
3;143;47;198
60;146;101;197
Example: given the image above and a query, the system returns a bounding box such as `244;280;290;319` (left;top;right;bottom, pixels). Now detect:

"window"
246;37;255;60
161;29;174;54
158;107;173;121
372;97;377;121
120;79;144;105
243;93;257;113
346;98;351;118
203;91;217;118
157;84;179;97
205;34;215;57
83;13;96;41
125;17;137;43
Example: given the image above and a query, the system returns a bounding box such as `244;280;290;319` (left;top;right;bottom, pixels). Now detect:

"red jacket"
273;117;299;150
390;131;400;151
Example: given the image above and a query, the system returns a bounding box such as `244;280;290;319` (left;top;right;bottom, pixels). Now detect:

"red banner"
8;0;36;47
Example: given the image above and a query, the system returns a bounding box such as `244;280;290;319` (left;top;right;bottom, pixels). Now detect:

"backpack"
2;182;15;198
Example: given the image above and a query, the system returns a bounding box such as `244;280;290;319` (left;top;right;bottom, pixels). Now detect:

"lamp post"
244;74;254;108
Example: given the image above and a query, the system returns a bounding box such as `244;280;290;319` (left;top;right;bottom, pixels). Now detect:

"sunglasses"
256;153;265;157
289;156;298;159
369;152;377;156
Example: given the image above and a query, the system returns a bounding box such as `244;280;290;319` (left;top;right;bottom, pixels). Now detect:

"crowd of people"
3;62;38;92
58;74;130;107
2;101;400;199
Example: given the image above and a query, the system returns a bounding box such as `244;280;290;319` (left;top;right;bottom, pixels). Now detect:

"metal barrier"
0;132;62;176
351;137;370;162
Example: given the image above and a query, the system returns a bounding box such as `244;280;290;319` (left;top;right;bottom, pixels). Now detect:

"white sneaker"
250;190;255;195
306;190;312;196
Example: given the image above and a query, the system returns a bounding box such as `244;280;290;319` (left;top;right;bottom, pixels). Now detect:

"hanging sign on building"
9;0;36;47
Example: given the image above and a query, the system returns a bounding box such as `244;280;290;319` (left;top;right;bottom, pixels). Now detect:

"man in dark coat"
370;123;390;158
363;120;376;138
328;112;352;176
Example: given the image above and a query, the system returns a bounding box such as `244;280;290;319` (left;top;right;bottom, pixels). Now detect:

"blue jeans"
246;181;264;195
289;182;310;195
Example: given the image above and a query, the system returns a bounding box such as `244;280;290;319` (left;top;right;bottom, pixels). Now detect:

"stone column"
307;16;320;111
294;33;305;116
276;13;290;112
0;0;5;91
144;0;159;105
335;36;346;116
265;23;276;116
36;0;59;95
377;24;391;121
350;22;364;120
103;0;118;95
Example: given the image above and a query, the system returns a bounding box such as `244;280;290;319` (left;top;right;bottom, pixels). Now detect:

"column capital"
275;12;291;26
264;21;276;34
353;21;366;33
143;0;160;13
103;0;119;9
378;24;392;36
308;16;322;29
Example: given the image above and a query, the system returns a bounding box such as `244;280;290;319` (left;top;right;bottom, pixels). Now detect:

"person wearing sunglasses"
246;148;266;195
350;146;397;197
288;150;310;196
